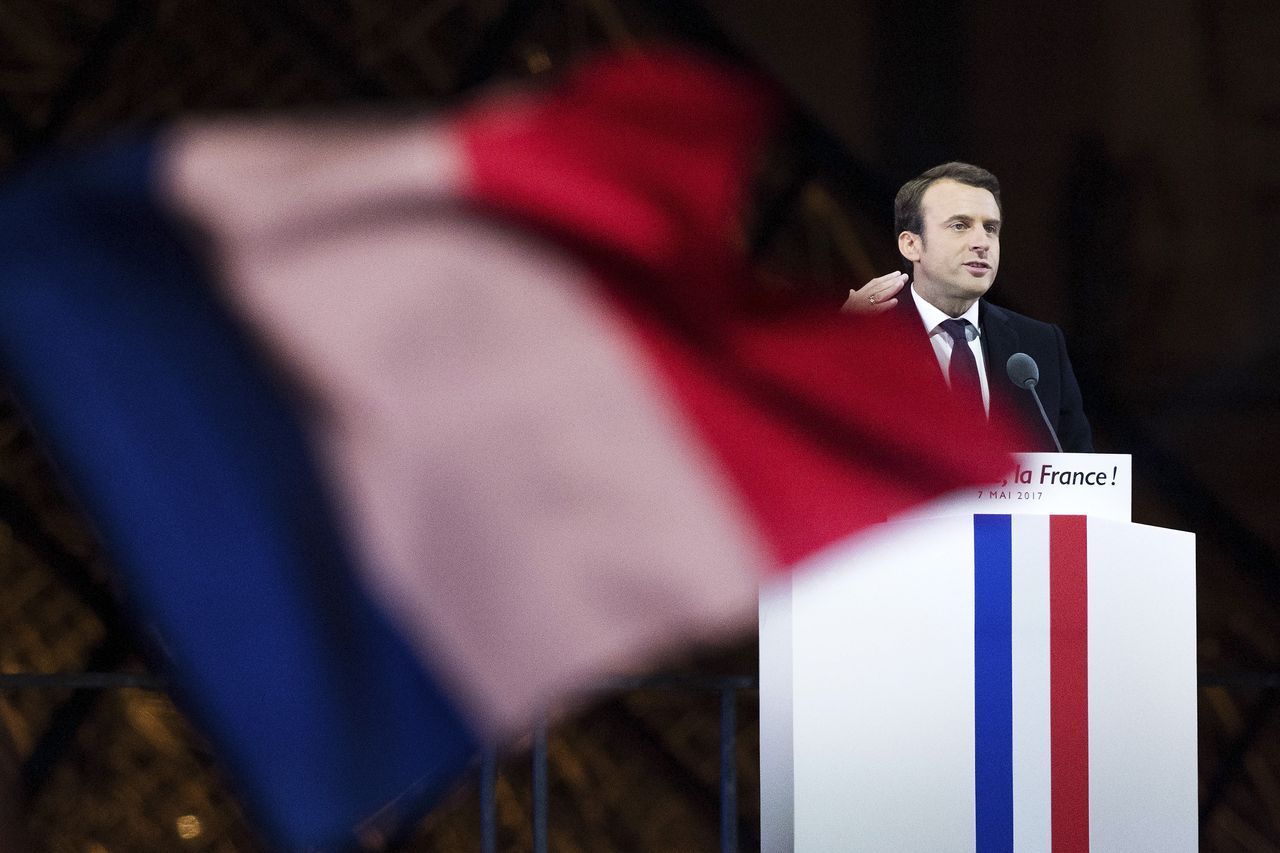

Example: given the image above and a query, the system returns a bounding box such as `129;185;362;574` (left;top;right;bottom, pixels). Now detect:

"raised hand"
841;271;907;314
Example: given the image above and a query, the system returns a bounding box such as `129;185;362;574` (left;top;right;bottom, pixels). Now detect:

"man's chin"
948;278;994;301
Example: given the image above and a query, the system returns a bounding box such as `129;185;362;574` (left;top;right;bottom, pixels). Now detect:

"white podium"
760;454;1197;852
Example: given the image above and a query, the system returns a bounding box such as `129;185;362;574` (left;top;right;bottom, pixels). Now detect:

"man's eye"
950;222;966;230
985;224;998;234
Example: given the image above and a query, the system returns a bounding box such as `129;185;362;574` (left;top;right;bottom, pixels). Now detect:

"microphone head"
1006;352;1040;389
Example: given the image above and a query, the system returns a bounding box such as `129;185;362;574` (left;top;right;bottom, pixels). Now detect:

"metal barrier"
0;671;757;852
478;674;757;853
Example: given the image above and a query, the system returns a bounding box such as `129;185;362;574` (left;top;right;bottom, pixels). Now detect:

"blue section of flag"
0;141;478;850
974;514;1014;853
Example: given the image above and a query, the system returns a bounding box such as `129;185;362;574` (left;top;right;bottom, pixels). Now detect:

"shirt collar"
910;284;982;339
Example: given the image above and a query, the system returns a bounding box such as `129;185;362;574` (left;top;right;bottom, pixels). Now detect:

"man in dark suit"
844;162;1093;452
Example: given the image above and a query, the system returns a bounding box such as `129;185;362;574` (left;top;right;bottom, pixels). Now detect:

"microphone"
1006;353;1063;452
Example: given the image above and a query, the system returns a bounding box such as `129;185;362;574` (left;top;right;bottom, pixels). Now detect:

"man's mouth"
963;261;991;273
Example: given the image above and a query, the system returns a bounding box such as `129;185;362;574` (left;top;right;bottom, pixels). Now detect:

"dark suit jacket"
891;292;1094;452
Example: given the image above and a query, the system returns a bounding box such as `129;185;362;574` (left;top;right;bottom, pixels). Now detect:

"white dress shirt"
909;285;990;415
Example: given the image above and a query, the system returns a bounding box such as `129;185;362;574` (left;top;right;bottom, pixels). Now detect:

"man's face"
898;179;1001;315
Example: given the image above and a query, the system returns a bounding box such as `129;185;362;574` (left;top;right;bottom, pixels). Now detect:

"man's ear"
898;231;922;262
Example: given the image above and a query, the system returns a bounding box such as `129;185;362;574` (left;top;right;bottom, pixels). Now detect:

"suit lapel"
980;300;1042;443
978;299;1019;383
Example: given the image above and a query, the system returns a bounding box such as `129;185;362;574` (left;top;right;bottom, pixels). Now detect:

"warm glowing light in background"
175;814;202;840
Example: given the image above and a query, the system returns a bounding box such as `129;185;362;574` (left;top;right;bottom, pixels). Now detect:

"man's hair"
893;161;1001;237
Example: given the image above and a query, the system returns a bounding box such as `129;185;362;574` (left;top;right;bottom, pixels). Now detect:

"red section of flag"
1051;515;1090;853
457;47;778;306
458;48;1020;565
617;302;1017;565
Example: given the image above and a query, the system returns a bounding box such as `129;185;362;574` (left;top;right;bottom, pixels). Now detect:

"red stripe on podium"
1051;515;1089;852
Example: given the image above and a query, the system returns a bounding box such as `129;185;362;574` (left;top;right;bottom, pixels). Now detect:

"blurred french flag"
0;50;1017;850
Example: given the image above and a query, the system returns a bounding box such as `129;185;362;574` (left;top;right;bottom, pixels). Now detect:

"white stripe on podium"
1087;519;1198;852
789;515;977;852
1011;515;1052;852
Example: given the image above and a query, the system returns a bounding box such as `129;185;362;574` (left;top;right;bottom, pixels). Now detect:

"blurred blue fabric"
0;140;477;851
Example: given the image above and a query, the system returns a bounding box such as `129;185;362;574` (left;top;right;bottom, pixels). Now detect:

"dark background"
0;0;1277;849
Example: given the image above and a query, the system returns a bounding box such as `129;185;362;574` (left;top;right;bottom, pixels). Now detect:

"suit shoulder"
982;300;1064;343
983;299;1057;330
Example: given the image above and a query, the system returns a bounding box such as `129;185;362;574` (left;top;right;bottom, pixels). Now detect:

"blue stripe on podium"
974;514;1013;852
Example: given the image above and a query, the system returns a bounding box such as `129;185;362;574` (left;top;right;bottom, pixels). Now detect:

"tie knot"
940;318;973;345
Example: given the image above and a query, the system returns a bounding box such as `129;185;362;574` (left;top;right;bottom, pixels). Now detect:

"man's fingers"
864;272;907;304
842;272;907;314
867;270;903;286
841;293;900;315
873;273;907;300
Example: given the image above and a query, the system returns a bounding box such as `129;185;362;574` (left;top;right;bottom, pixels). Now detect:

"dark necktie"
939;318;984;415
